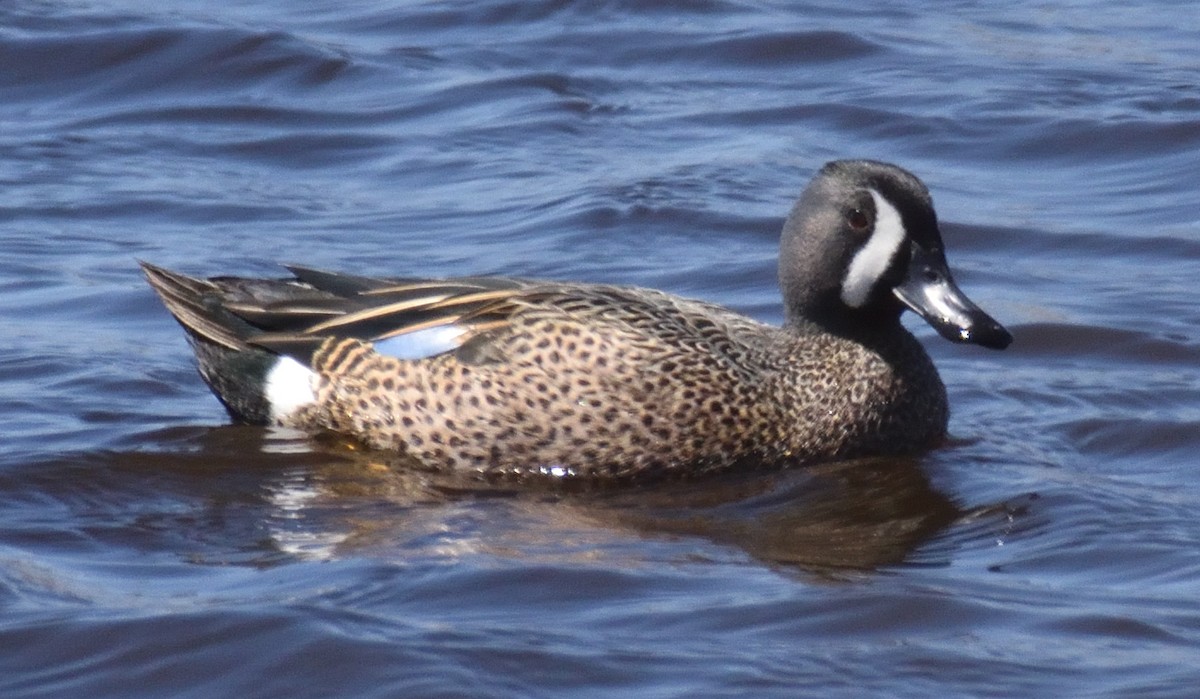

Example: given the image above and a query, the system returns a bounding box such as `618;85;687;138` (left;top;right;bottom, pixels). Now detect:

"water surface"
2;1;1200;696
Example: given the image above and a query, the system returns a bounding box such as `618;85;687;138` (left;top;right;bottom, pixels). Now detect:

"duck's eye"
847;209;870;231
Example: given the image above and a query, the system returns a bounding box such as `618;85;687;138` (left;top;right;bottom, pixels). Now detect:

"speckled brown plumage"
142;160;1010;482
277;286;947;479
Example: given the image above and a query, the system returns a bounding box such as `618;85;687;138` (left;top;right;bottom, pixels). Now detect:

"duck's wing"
140;262;529;363
143;262;772;372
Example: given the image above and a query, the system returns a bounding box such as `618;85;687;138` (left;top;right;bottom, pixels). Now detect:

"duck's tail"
140;262;280;423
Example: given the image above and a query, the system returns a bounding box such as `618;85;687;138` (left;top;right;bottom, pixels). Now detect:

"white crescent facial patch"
841;189;907;308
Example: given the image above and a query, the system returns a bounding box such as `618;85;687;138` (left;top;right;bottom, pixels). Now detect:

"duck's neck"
784;300;906;350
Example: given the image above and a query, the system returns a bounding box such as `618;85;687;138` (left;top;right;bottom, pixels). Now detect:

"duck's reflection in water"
254;432;969;576
100;425;995;577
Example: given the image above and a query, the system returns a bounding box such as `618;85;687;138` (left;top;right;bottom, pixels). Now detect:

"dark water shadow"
4;426;1026;579
574;459;968;577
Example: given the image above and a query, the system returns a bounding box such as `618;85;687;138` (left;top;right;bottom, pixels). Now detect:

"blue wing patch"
372;326;468;360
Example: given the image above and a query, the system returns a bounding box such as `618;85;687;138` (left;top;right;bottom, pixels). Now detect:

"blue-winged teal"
143;160;1011;480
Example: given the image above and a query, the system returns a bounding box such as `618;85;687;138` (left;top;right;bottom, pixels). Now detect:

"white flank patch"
841;189;908;308
265;356;317;423
373;325;467;360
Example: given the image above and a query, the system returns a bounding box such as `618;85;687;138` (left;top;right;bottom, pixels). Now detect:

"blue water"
3;1;1200;696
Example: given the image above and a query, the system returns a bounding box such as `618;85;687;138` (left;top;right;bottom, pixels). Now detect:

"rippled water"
3;1;1199;696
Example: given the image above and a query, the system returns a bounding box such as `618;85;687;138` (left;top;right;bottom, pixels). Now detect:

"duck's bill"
893;242;1012;350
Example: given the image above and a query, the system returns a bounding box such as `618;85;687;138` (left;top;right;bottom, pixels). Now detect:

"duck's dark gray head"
779;160;1011;349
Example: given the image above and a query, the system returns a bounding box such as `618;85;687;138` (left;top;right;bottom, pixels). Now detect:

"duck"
142;160;1011;481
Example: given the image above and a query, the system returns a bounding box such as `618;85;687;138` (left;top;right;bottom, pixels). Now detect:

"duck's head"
779;160;1012;350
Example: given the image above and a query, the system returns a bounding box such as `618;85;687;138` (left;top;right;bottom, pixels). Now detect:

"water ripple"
4;0;1200;696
